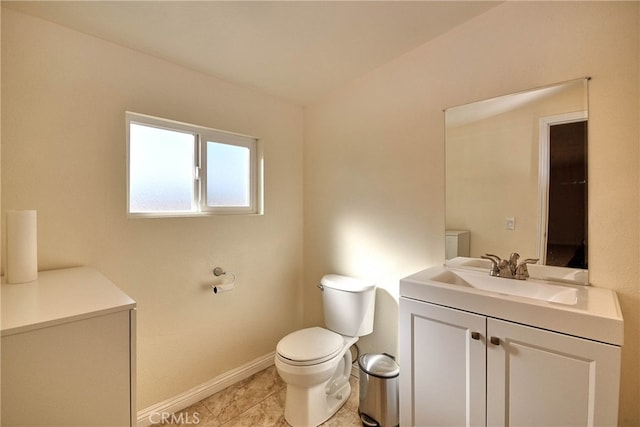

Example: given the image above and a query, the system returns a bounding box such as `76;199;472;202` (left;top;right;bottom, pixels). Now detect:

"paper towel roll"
7;210;38;284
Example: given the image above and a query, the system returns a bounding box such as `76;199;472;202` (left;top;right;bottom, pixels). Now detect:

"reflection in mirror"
445;78;589;269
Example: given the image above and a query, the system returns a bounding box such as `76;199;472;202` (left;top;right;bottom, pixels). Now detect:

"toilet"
275;274;376;427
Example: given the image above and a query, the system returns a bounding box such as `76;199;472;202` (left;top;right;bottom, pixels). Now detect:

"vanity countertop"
401;264;623;346
2;267;136;337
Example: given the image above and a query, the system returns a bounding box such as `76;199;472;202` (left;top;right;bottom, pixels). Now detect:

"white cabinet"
400;297;621;427
1;267;137;427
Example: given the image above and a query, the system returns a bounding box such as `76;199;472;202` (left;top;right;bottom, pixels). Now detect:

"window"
126;112;261;217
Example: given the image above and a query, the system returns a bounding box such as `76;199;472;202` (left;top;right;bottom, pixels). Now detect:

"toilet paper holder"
211;267;237;294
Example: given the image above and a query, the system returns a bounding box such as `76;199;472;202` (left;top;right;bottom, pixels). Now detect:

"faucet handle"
483;253;501;262
481;254;501;276
515;258;539;279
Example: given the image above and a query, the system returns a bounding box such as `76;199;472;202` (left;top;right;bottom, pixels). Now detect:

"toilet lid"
277;327;343;365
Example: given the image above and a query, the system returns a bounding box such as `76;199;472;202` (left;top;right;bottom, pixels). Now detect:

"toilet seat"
277;327;344;366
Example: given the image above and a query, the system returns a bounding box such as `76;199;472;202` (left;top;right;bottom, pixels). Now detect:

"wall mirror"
445;78;589;269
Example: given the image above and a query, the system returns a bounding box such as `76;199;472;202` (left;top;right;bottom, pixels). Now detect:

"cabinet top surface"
2;267;136;336
401;264;623;346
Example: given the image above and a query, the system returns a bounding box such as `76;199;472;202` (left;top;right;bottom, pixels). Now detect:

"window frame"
126;111;262;218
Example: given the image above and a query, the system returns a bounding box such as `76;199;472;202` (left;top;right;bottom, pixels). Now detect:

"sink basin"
430;269;578;305
446;256;589;285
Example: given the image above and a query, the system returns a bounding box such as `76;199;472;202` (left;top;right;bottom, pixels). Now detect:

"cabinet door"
399;298;486;427
2;310;133;426
487;318;621;427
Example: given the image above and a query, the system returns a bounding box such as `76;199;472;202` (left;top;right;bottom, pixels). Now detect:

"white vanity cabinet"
399;297;622;427
1;267;136;427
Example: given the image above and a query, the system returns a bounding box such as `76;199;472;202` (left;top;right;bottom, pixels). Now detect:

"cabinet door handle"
490;336;501;346
471;332;481;340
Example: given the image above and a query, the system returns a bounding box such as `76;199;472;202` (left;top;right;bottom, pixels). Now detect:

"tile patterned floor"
153;365;362;426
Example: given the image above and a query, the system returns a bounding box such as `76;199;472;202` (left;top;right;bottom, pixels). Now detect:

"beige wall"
2;2;639;424
0;6;3;424
304;2;639;424
1;8;304;409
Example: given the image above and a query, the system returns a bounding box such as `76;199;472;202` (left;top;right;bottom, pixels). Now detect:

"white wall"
304;2;639;424
1;8;304;409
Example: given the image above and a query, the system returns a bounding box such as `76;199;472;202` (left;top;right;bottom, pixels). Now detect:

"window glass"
206;141;250;207
129;123;195;213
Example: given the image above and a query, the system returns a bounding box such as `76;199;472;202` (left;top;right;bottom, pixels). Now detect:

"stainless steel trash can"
358;353;399;427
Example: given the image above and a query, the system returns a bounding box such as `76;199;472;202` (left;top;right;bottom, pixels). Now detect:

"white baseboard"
136;352;275;426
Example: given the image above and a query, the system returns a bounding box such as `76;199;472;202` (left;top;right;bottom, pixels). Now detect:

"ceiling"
3;1;500;106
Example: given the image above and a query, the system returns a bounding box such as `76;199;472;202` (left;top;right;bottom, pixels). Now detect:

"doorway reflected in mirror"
546;120;587;269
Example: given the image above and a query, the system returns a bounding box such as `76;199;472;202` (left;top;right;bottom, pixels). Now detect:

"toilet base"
276;333;358;427
284;377;351;427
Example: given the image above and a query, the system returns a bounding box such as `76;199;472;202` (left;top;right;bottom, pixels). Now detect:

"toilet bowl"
276;327;358;426
275;275;376;427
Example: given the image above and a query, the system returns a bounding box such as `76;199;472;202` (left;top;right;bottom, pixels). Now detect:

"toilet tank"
321;274;376;337
445;230;470;260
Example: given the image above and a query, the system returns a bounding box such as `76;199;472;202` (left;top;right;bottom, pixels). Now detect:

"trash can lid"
358;353;399;378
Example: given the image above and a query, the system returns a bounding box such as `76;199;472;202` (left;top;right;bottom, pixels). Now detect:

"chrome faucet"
481;253;539;280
